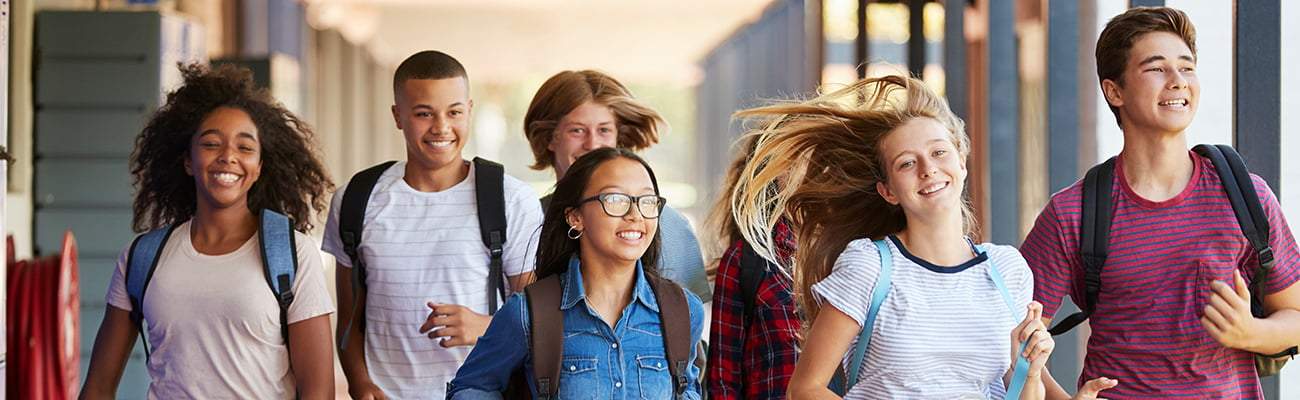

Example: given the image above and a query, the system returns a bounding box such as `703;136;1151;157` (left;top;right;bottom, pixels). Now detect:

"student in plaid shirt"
705;136;801;400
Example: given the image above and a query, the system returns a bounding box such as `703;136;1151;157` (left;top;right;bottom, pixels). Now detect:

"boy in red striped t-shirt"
1021;6;1300;400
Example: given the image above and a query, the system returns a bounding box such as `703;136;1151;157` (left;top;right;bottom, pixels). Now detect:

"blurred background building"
2;0;1298;398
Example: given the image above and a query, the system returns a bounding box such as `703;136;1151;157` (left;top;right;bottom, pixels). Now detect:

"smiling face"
566;157;659;268
550;100;619;178
184;106;262;212
1103;31;1199;137
875;118;967;220
392;77;473;173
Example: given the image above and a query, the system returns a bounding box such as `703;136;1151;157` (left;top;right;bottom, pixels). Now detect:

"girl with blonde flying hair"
731;75;1053;399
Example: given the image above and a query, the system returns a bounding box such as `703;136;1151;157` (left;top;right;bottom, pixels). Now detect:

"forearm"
1247;308;1300;355
338;331;372;386
80;307;138;400
1018;375;1047;400
289;315;336;400
1040;368;1073;400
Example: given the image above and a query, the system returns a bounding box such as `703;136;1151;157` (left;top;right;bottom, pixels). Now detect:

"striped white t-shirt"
322;160;543;399
812;236;1033;400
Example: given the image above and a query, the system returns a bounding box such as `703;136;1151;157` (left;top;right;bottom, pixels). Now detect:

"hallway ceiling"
308;0;779;85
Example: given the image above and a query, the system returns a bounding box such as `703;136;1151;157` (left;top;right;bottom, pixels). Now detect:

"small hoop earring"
567;226;583;239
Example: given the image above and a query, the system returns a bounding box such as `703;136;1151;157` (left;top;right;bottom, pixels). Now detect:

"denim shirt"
447;257;705;400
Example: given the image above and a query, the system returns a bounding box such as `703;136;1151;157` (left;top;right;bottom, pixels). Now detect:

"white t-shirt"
812;236;1033;400
321;160;544;399
105;221;335;400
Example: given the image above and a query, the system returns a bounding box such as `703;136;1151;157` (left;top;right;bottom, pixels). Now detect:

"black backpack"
1047;144;1297;375
507;272;694;400
337;158;510;341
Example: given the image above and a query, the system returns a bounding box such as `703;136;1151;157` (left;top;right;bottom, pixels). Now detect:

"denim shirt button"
657;362;662;368
611;343;618;349
615;381;623;388
569;365;577;371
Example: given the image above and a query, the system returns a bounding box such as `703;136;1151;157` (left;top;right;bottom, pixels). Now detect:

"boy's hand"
1011;302;1054;378
1202;269;1257;350
1071;377;1117;400
347;380;388;400
419;302;491;347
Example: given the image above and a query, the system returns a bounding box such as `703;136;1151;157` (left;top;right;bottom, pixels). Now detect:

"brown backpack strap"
648;274;692;399
525;275;564;400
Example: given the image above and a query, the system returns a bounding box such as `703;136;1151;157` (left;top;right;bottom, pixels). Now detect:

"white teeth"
920;182;946;195
428;140;453;147
214;173;239;183
1159;99;1187;106
617;231;643;240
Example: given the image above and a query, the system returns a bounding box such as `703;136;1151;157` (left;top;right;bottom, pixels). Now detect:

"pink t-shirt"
1021;151;1300;399
106;221;335;399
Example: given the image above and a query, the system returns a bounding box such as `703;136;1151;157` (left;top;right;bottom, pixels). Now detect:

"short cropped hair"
392;50;468;93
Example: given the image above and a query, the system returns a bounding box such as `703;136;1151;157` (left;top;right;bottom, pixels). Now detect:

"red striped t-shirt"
1021;151;1300;399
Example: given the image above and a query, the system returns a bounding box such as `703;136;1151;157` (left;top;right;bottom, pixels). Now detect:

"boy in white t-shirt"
322;50;543;400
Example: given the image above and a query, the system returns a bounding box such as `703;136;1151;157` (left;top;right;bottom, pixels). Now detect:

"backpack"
1046;144;1297;376
844;240;1030;397
509;272;694;400
125;209;297;359
337;158;510;342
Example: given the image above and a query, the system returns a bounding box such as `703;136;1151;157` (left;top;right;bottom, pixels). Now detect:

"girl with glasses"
448;147;705;399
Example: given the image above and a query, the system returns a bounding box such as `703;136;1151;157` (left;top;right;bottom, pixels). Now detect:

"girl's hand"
1011;301;1054;378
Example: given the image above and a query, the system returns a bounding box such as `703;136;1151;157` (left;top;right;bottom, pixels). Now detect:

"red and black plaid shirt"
707;220;799;400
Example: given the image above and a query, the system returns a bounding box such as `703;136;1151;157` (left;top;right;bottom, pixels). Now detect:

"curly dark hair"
535;147;663;280
130;63;333;232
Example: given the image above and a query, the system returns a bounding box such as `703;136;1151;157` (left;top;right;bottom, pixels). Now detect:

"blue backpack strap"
259;209;298;348
125;224;179;360
844;239;895;392
979;244;1031;400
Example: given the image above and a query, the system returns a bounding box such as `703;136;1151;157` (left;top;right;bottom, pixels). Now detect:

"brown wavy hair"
731;75;974;323
523;70;664;171
130;63;333;232
1096;6;1196;127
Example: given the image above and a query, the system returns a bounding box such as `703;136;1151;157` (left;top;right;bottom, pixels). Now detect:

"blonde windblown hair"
730;75;975;324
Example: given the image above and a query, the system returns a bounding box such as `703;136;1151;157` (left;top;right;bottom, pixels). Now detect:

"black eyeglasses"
577;193;666;219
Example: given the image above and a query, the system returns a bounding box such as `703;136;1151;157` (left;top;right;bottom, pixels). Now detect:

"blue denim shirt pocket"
559;357;599;400
635;355;673;400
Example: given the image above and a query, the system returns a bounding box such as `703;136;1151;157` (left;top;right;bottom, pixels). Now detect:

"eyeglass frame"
576;193;667;219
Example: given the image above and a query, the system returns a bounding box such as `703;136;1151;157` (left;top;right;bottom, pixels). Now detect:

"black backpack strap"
649;274;693;399
1190;145;1296;358
258;209;299;349
338;160;396;346
474;157;509;314
1193;144;1274;277
738;241;770;331
1049;156;1116;336
525;275;564;400
124;224;180;360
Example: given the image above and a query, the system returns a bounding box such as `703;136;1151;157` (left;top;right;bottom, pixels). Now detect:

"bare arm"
507;271;535;294
335;263;385;400
288;314;335;399
786;307;859;400
79;306;139;400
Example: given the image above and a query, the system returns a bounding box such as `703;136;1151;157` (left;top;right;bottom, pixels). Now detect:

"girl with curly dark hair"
80;64;336;399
